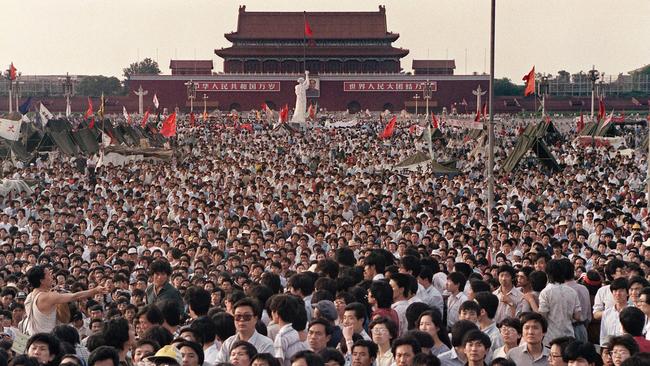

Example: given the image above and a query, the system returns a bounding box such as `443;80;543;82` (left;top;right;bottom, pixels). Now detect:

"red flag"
88;117;95;129
577;112;585;132
84;97;93;119
141;110;150;127
474;106;482;122
432;112;439;129
308;104;316;120
523;66;535;97
160;112;177;137
203;111;208;121
279;104;289;123
190;112;196;127
9;63;16;81
241;123;253;132
482;103;488;121
304;18;315;46
380;116;397;139
598;98;605;121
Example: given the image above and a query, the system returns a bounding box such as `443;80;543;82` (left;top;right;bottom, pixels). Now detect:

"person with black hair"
190;316;220;365
145;259;183;313
158;300;182;335
289;350;324;366
52;325;88;362
618;307;650;353
474;292;503;352
217;297;274;362
561;258;592;343
549;336;575;366
392;336;422;366
368;281;400;330
390;273;412;336
494;318;521;359
458;300;480;324
88;346;120;366
251;352;282;366
318;348;345;366
342;302;370;341
416;267;444;313
506;312;549;366
594;259;627;320
493;265;523;324
363;253;386;281
463;329;491;366
229;340;257;366
22;266;107;335
417;309;451;356
446;272;468;328
132;339;160;365
269;294;307;366
609;335;639;366
600;278;630;346
136;305;164;336
25;333;61;366
101;318;134;366
438;320;479;366
350;339;377;366
175;341;203;366
538;259;582;346
184;286;211;320
287;273;315;322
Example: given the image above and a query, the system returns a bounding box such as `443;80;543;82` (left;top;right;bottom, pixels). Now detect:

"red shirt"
634;336;650;353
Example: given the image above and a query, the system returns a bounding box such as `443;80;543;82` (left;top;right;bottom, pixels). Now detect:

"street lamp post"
413;94;420;117
588;66;600;120
539;75;550;117
421;80;435;160
203;93;208;117
184;80;197;113
13;73;23;113
60;73;74;117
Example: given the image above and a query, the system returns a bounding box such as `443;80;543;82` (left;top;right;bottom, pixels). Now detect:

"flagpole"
303;11;307;73
487;0;496;227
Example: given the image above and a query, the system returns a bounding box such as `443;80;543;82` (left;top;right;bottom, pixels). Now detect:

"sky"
2;0;649;83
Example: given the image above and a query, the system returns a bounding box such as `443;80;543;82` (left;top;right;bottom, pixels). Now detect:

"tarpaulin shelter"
393;151;461;176
501;121;560;173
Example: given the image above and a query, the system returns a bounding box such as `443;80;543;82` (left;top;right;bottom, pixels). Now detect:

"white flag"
39;103;54;125
122;106;131;124
153;94;159;109
65;101;71;117
0;118;22;141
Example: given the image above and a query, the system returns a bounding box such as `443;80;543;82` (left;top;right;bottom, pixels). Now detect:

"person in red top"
619;307;650;353
368;281;400;334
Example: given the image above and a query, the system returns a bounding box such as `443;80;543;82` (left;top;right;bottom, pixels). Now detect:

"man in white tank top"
21;265;108;336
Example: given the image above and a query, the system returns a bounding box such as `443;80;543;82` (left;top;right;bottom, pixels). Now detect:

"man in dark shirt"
145;259;183;313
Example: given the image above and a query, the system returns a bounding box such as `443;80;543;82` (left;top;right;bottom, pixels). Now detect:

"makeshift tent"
501;122;560;173
579;121;617;137
393;151;461;176
0;179;34;196
72;129;100;155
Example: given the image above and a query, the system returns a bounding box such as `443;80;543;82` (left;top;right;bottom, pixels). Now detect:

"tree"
633;64;650;75
494;78;524;96
123;58;161;79
557;70;571;83
77;76;124;96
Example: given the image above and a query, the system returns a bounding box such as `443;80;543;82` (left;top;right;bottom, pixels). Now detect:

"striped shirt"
274;323;307;366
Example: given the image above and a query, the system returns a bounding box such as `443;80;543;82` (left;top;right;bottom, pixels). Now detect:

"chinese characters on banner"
343;81;437;92
194;82;281;92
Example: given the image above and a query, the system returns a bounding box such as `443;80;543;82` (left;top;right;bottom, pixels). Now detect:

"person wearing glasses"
216;297;274;363
609;335;639;366
493;318;521;359
369;317;397;366
548;336;575;366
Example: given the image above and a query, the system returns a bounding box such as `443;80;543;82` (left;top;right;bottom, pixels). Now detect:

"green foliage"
494;78;524;96
76;76;124;96
634;65;650;75
123;58;161;79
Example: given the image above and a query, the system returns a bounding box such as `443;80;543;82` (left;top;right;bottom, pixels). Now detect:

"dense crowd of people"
0;111;649;366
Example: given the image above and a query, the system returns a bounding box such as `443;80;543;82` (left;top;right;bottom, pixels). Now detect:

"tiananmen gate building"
129;6;489;113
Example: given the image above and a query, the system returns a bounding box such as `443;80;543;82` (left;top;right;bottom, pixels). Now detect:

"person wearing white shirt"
593;259;627;320
446;272;469;328
389;274;412;336
416;267;444;314
600;278;630;345
215;298;274;363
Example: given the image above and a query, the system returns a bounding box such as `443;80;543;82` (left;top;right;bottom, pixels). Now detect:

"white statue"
291;71;309;123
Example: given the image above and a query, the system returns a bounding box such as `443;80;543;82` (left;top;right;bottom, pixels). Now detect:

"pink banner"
195;82;281;92
343;81;437;92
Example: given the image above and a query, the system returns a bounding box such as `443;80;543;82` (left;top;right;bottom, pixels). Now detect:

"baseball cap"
128;248;138;255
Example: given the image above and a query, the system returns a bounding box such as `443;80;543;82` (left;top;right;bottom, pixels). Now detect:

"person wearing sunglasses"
215;297;274;363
